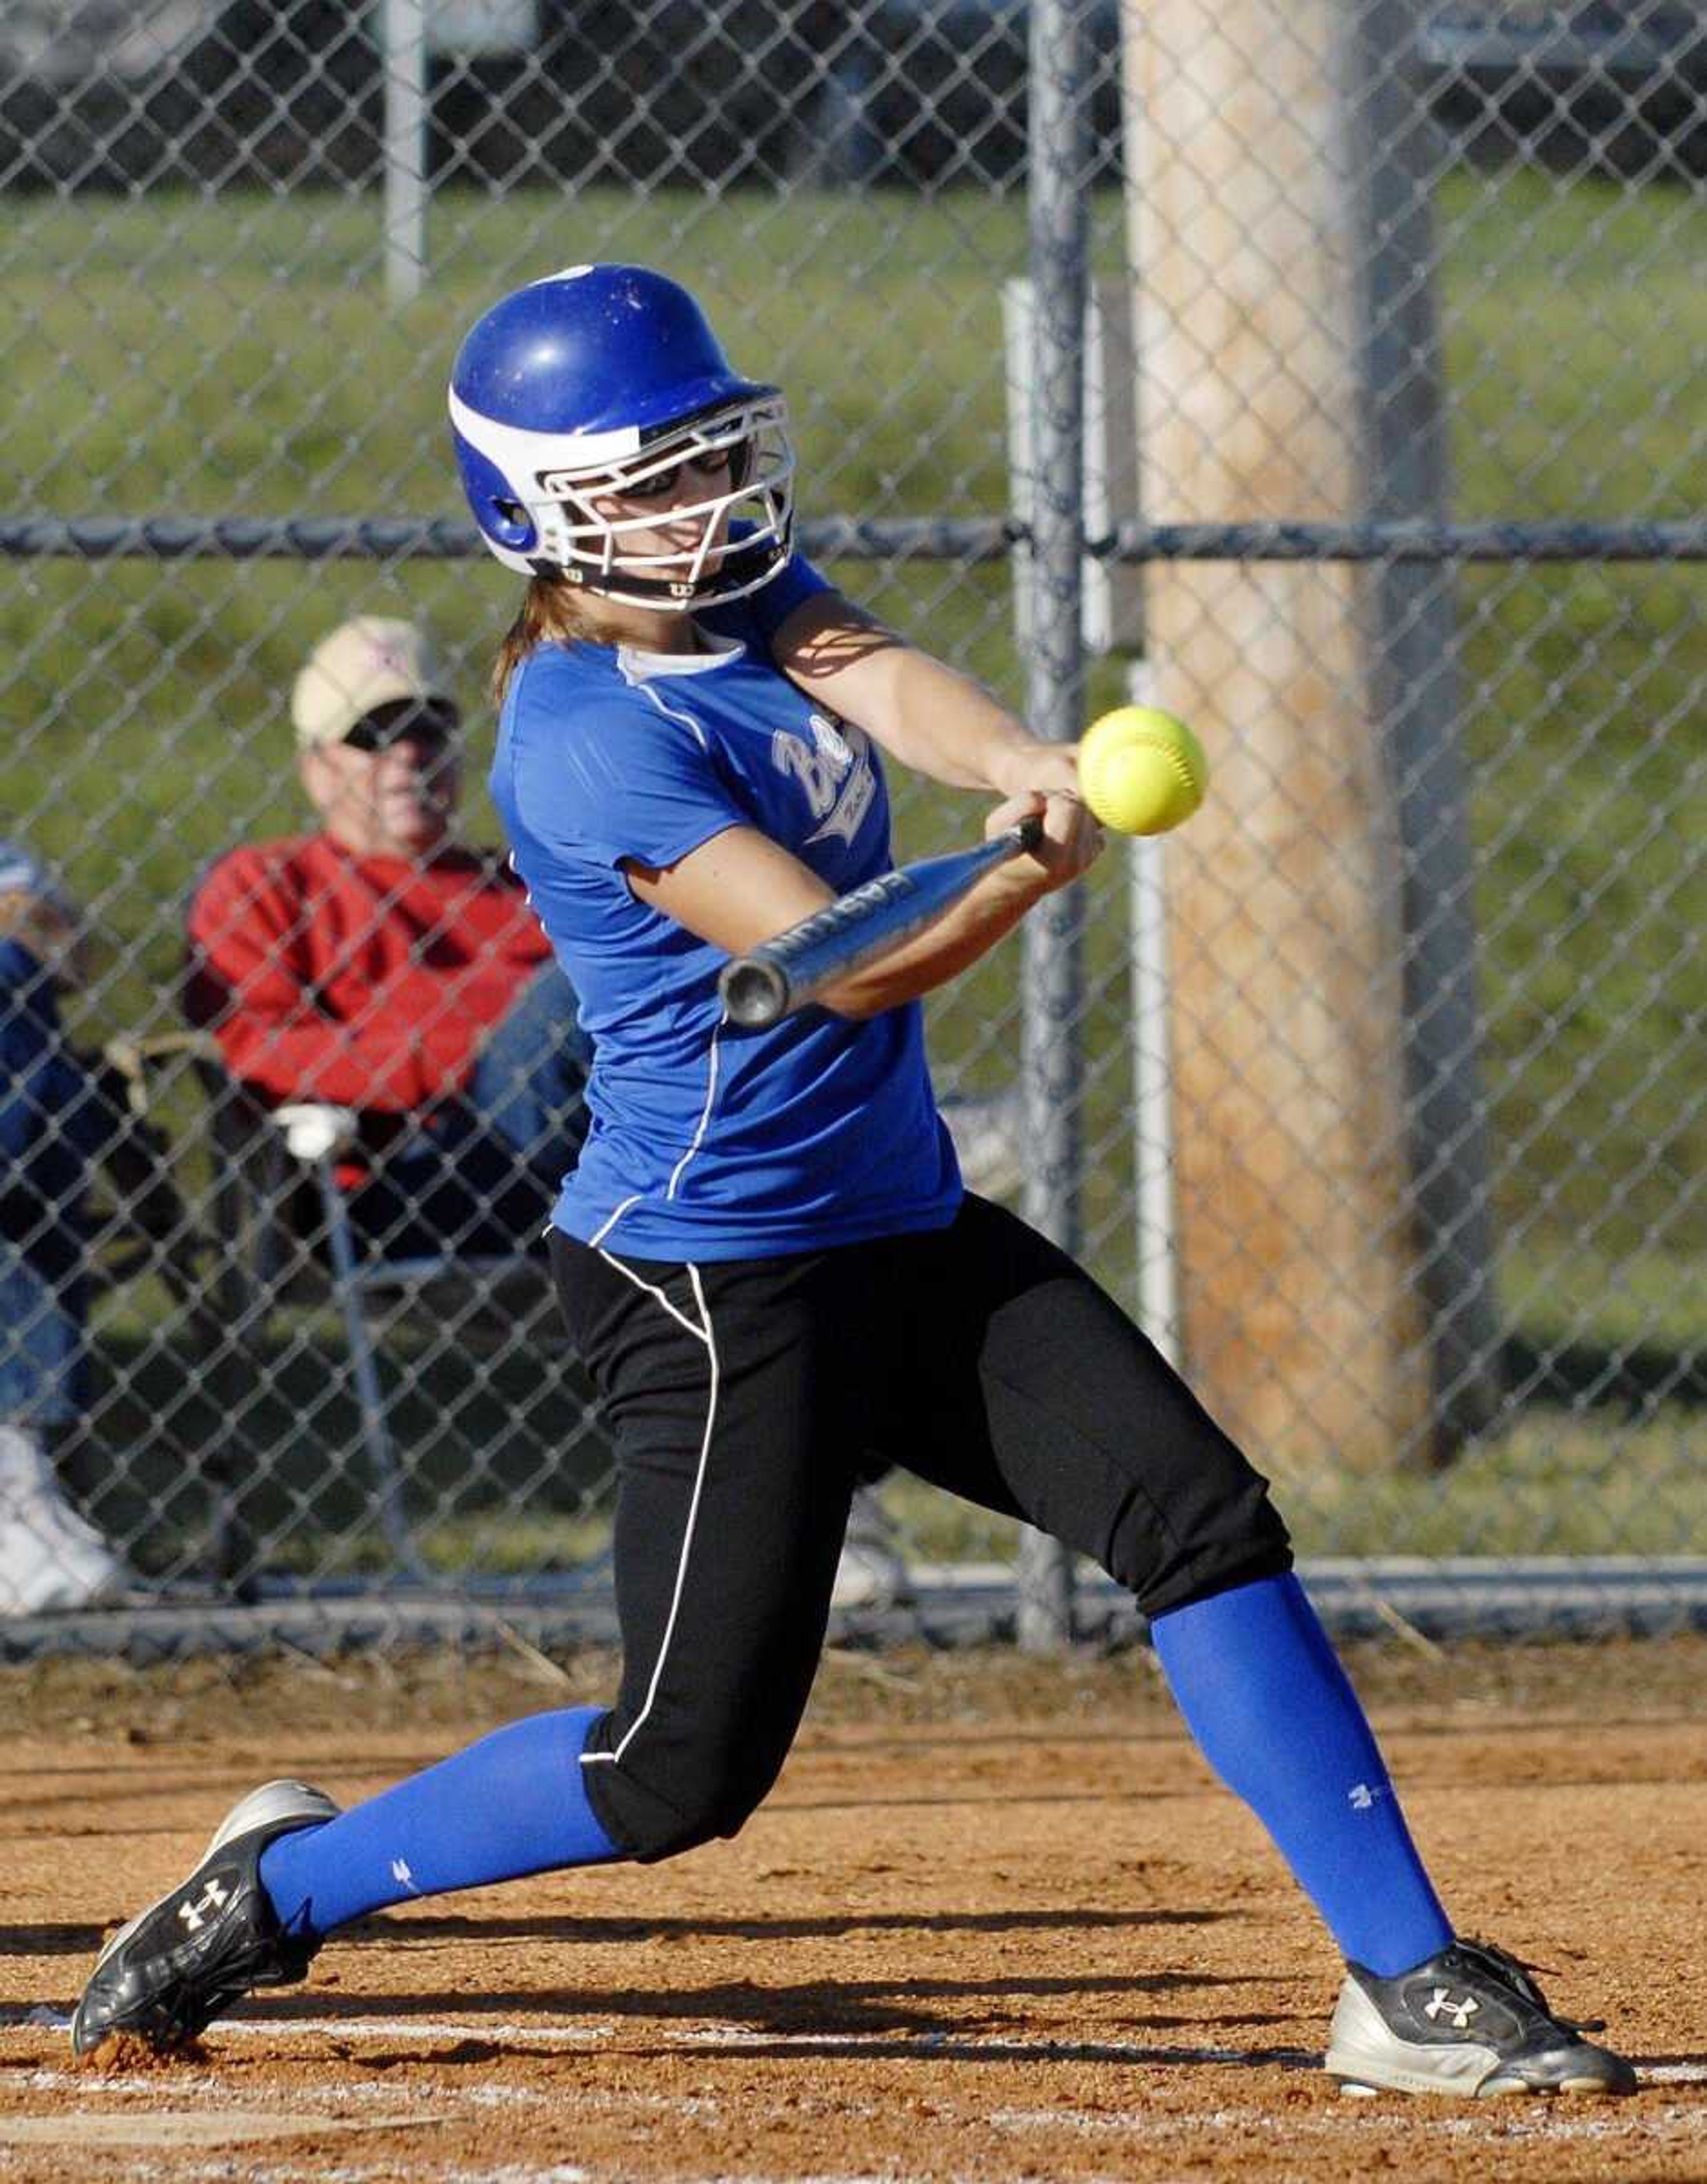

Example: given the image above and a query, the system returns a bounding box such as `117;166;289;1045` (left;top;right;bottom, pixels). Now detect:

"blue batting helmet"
447;264;796;607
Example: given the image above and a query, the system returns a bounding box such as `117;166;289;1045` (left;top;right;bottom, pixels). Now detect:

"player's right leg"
878;1193;1635;2099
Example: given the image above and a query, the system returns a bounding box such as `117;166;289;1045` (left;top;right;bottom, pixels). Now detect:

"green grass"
878;1399;1707;1563
6;170;1703;1569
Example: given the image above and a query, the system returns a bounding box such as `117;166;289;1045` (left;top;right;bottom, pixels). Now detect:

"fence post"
1014;0;1090;1651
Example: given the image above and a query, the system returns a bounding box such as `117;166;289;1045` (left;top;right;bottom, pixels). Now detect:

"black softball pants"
549;1192;1290;1864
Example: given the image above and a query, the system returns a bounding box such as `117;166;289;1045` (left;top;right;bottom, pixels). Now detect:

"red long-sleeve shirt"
186;834;553;1116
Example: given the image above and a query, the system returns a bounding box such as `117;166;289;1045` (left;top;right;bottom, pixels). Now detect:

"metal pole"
382;0;429;306
1131;836;1179;1365
1126;661;1181;1369
1015;0;1090;1653
309;1155;430;1581
1342;0;1503;1458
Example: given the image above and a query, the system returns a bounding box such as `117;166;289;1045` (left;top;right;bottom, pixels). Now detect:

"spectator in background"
0;842;135;1613
186;617;591;1262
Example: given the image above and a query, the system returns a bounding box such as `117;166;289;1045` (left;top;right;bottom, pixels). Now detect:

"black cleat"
1326;1936;1638;2098
71;1779;339;2056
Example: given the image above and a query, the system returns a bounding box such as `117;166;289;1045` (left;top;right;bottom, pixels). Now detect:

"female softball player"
73;265;1633;2100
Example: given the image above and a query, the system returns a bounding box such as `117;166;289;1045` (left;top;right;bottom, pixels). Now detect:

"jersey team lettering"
772;712;876;848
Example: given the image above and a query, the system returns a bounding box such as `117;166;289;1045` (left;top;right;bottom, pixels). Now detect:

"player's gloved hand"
985;789;1104;894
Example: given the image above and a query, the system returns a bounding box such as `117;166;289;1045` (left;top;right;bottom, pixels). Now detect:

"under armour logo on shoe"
1423;1988;1480;2030
177;1878;232;1932
1347;1782;1388;1810
390;1857;417;1889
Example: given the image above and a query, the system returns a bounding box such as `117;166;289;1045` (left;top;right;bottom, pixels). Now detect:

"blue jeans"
467;961;592;1174
0;1247;84;1427
347;963;590;1261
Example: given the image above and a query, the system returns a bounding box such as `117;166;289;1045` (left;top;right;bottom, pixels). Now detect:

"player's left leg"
72;1232;880;2056
880;1193;1635;2098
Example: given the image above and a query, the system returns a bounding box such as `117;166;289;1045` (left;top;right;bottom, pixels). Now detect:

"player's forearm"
816;858;1045;1018
851;646;1066;797
861;650;1041;791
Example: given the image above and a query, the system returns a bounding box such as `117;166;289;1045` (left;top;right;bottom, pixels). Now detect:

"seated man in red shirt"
187;617;588;1262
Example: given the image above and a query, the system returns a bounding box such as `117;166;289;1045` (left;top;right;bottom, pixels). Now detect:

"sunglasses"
618;438;753;503
342;701;460;753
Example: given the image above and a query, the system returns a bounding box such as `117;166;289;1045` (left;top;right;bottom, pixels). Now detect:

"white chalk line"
7;2073;1707;2184
8;2013;1705;2183
68;2163;599;2184
11;2008;1277;2062
15;2006;1707;2088
8;2006;613;2045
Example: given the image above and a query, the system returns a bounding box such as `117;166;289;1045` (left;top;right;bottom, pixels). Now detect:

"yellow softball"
1077;704;1209;836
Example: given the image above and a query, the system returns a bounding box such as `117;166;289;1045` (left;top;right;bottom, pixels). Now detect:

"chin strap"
537;527;790;609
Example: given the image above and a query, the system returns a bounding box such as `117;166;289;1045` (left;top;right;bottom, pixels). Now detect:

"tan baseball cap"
290;617;457;749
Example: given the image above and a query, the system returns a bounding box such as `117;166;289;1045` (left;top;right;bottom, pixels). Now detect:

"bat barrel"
720;956;793;1029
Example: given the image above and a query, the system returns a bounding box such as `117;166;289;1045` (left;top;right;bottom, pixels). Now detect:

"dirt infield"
3;1635;1705;2183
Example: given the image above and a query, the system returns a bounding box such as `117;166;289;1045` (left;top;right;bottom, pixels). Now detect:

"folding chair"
246;1094;560;1583
200;1047;574;1587
105;1030;574;1594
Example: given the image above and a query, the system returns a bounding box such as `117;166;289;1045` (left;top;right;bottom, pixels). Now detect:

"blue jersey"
490;553;962;1258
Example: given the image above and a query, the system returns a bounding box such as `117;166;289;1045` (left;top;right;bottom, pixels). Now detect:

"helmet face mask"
528;393;795;609
448;265;797;610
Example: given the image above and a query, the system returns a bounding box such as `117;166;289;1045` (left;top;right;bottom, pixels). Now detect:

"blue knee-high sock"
1149;1573;1453;1976
258;1704;621;1939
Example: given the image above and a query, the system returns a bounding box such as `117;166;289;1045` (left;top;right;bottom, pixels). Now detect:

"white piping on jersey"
587;1194;643;1248
580;1257;717;1774
665;1022;722;1200
588;637;735;1240
583;652;740;1250
584;1007;725;1248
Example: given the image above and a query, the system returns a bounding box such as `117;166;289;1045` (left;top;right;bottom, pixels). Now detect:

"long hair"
492;575;609;705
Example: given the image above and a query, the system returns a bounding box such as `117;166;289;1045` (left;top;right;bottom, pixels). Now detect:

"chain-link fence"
1;0;1702;1654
